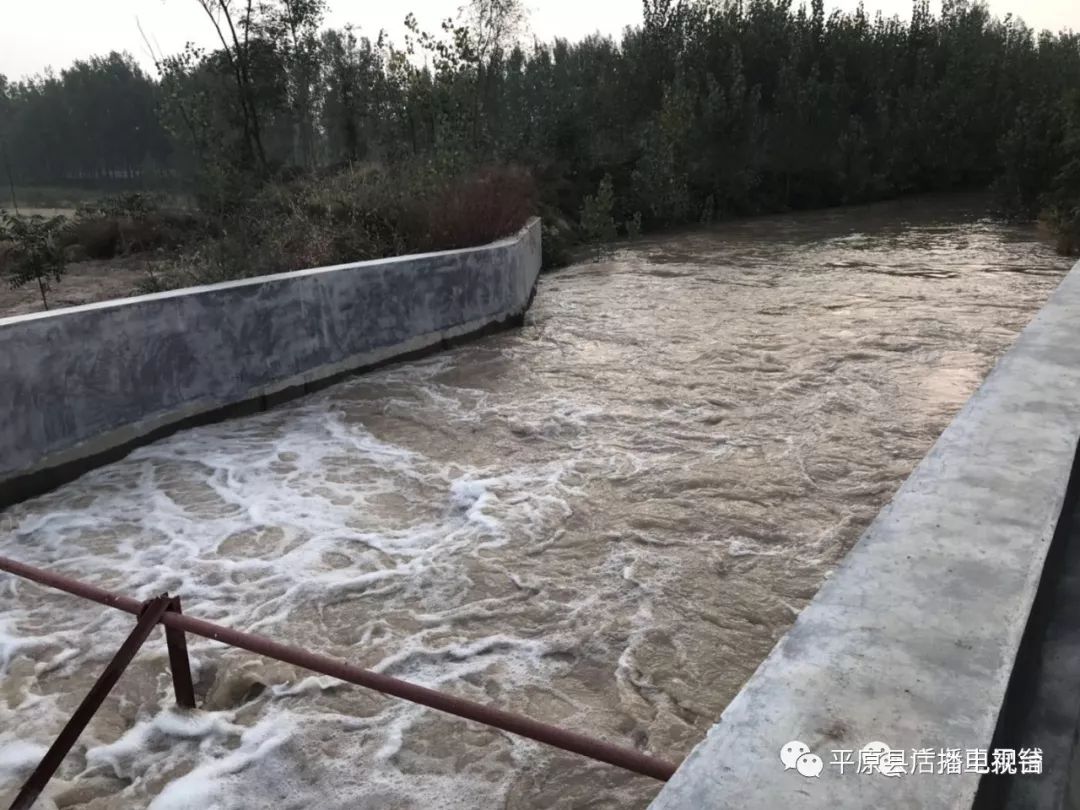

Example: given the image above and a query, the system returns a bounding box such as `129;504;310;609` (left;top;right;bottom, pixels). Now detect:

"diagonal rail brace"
9;595;173;810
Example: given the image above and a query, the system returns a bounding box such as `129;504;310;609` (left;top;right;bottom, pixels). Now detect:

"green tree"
1042;91;1080;254
319;27;389;164
191;0;271;173
1;212;68;310
251;0;327;168
632;82;692;225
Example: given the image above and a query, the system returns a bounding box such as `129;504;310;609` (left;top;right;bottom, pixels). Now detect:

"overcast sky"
1;0;1077;80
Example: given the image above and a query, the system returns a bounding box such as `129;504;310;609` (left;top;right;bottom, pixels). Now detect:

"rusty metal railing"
0;554;679;809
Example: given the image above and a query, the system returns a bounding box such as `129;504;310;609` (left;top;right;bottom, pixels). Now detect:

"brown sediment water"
0;196;1072;809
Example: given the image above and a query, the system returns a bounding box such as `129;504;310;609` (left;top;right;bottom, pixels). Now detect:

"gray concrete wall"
0;219;541;504
651;258;1080;809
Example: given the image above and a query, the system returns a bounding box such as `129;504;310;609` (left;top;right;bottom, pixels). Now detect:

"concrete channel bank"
0;218;541;507
651;257;1080;809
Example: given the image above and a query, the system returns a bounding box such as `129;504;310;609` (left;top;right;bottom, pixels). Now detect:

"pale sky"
1;0;1077;81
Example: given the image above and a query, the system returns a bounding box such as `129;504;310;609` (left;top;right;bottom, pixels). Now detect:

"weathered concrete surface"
0;219;541;505
651;258;1080;809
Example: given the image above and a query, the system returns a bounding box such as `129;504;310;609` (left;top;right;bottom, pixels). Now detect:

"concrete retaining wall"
651;258;1080;809
0;218;541;506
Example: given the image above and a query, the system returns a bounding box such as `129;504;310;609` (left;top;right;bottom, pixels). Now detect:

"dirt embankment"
0;255;153;319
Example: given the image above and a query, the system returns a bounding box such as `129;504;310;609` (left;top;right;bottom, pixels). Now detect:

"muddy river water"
0;197;1072;809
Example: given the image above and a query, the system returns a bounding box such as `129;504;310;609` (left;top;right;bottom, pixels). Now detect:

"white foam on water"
148;713;294;810
86;708;244;780
0;618;46;675
0;741;48;778
0;386;589;807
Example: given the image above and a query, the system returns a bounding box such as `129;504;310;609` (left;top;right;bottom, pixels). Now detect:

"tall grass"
6;186;193;212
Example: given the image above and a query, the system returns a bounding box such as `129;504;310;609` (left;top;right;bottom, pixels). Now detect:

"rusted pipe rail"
0;554;680;786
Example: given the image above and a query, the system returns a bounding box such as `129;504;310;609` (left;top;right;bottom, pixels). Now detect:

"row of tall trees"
0;53;171;184
2;0;1079;245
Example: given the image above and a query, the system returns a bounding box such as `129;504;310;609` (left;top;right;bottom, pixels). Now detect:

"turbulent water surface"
0;197;1072;809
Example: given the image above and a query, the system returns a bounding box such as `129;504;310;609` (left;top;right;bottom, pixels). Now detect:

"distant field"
10;206;77;218
2;185;193;214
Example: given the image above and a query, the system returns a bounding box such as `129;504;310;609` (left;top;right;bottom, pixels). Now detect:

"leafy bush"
1042;207;1079;255
64;217;120;259
420;166;536;251
62;192;197;259
580;174;617;259
540;206;577;270
76;192;160;220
